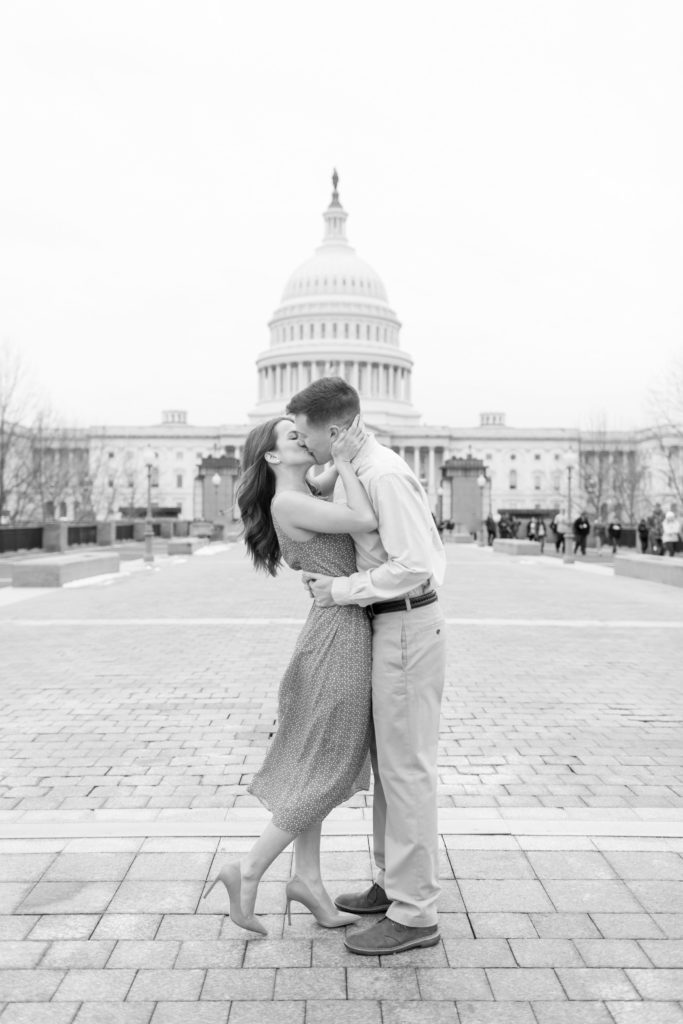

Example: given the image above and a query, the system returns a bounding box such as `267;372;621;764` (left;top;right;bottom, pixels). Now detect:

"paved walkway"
1;543;683;1022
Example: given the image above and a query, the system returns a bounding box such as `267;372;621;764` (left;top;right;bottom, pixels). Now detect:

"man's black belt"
366;590;438;619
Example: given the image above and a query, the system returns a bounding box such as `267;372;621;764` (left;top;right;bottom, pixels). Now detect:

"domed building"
251;171;420;425
78;172;669;541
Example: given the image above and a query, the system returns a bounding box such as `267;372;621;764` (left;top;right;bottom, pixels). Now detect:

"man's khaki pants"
369;600;446;927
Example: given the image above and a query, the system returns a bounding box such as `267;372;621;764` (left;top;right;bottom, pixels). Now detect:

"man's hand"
307;574;336;607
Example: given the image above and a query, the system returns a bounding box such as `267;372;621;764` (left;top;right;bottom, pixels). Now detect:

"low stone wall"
614;553;683;588
167;537;209;556
7;551;120;587
493;539;542;556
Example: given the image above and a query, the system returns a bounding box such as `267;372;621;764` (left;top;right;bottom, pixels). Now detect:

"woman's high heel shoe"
202;862;267;936
285;875;359;929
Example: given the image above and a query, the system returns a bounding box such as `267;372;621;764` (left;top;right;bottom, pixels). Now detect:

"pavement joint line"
2;616;683;627
2;815;683;839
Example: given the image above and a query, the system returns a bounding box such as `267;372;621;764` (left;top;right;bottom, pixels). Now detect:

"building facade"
53;175;678;532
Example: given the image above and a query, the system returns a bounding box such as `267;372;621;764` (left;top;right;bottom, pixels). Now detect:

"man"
573;511;590;556
552;509;568;553
287;377;447;956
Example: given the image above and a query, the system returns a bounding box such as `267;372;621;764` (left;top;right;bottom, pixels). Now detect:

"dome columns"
256;356;412;408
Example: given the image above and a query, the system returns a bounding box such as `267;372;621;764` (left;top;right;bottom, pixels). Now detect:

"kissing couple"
203;376;447;956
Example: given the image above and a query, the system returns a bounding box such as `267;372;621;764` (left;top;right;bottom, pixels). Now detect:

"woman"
662;510;681;557
203;416;375;935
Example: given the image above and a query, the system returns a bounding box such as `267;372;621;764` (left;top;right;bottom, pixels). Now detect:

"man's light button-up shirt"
330;436;447;607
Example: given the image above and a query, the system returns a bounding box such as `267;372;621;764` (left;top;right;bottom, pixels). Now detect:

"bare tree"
0;342;94;522
0;341;38;522
611;447;650;524
648;355;683;508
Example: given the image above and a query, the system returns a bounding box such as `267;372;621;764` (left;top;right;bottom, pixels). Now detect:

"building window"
509;470;517;490
510;453;517;461
533;472;542;491
176;451;183;460
366;325;370;339
332;323;337;338
290;326;294;340
107;477;115;488
554;453;561;461
552;471;561;491
344;323;349;338
151;468;159;487
321;323;326;338
176;474;183;489
299;325;303;339
310;324;314;338
375;326;379;340
534;453;541;461
356;324;360;339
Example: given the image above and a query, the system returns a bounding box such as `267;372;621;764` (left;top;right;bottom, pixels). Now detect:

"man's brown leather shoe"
345;915;440;955
334;882;390;915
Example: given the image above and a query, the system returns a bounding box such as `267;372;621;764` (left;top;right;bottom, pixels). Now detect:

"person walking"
637;518;649;554
662;510;681;557
485;514;497;545
203;414;376;935
526;516;538;541
573;511;590;556
608;516;622;554
289;377;447;957
536;517;547;554
649;504;665;555
552;509;568;554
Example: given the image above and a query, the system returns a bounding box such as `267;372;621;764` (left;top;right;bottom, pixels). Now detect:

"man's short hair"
286;376;360;427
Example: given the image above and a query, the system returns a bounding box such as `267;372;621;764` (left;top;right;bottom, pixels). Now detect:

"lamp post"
562;448;579;565
437;485;444;524
211;472;221;526
476;473;487;546
142;445;156;564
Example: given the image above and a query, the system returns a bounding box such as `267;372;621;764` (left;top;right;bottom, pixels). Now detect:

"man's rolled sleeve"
331;473;435;606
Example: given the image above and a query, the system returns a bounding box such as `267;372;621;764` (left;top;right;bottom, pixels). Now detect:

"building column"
413;447;420;476
399;446;406;462
428;446;436;504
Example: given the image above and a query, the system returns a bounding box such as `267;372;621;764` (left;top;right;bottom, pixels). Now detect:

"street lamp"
562;448;579;565
477;472;487;546
142;445;156;564
211;472;221;524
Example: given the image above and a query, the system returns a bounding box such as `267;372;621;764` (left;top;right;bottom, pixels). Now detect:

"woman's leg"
293;820;323;886
239;821;296;916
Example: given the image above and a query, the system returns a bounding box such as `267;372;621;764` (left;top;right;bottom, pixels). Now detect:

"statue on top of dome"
332;168;339;192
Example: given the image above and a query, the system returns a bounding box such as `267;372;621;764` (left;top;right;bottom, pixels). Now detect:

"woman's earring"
265;453;281;465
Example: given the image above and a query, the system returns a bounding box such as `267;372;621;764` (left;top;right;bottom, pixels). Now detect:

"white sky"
1;0;681;432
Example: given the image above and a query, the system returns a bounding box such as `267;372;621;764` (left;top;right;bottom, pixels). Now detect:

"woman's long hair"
236;417;290;576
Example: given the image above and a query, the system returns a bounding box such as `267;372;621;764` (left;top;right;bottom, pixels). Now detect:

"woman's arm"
273;438;377;535
306;463;339;497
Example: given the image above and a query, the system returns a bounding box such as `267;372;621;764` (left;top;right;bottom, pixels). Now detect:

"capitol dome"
250;171;421;425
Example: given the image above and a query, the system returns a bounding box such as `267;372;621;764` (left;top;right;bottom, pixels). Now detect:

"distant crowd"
481;503;681;557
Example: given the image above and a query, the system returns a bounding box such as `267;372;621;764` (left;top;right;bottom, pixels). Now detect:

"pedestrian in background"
637;518;649;554
662;510;681;557
649;504;665;555
552;509;568;554
486;514;497;545
608;516;622;554
537;517;547;554
594;516;607;554
526;516;537;541
573;511;590;556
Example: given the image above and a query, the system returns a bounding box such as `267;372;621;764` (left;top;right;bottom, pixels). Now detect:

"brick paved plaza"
1;543;683;1023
